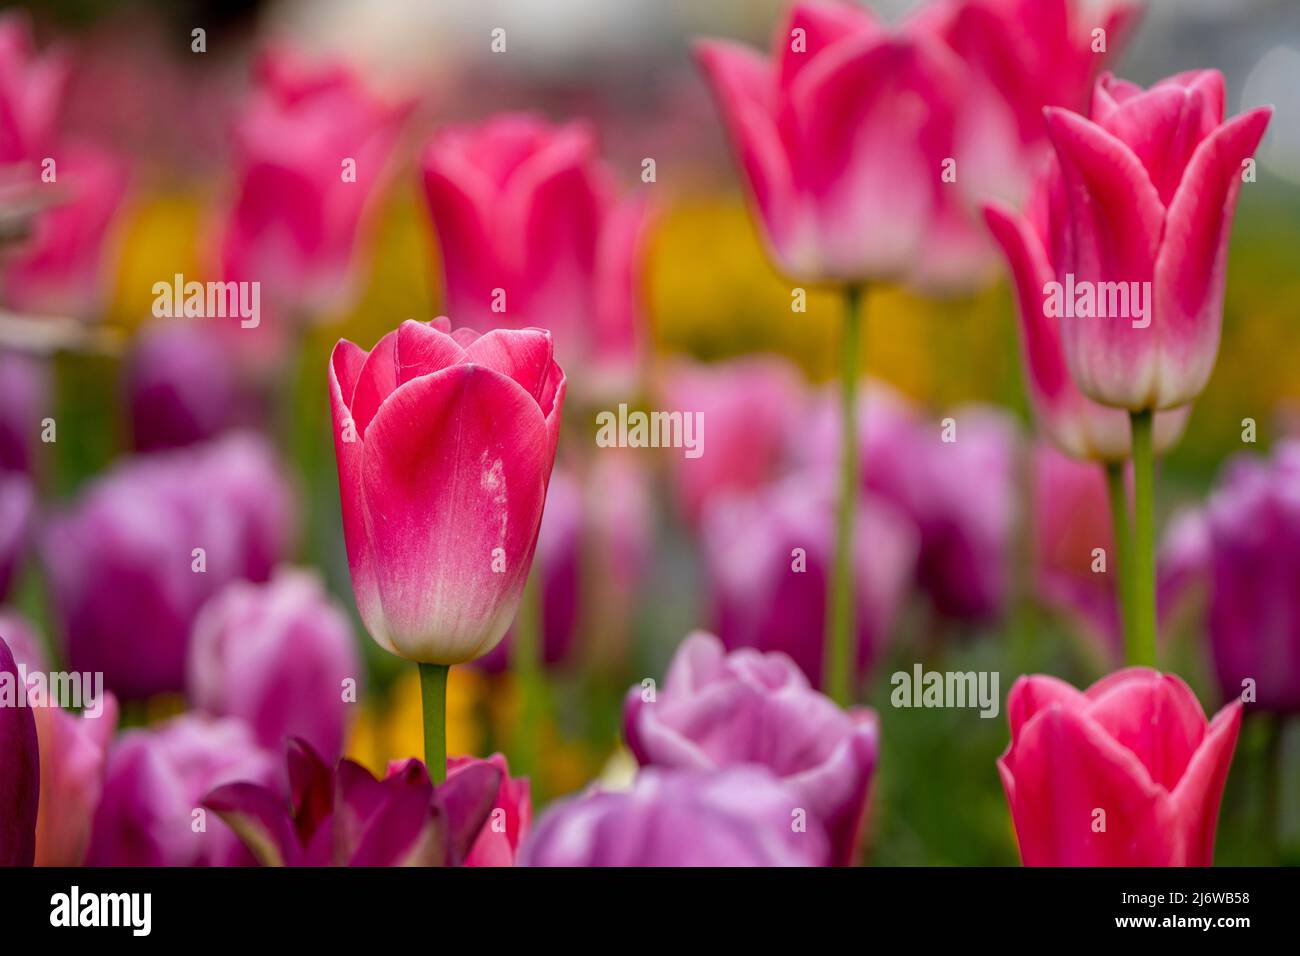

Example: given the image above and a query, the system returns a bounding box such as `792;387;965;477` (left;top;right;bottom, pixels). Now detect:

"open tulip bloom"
328;317;565;782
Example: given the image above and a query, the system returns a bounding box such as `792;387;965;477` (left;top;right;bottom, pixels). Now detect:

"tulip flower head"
328;318;565;665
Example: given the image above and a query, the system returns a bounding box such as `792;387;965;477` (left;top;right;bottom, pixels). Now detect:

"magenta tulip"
0;11;66;164
0;350;47;476
1041;71;1272;410
204;738;502;867
419;113;650;386
696;1;965;285
523;767;829;867
447;753;531;867
0;634;39;866
328;318;565;664
0;472;33;601
188;568;362;761
624;631;878;865
999;668;1241;866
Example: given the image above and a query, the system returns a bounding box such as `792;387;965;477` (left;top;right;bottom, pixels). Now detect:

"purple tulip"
43;432;297;699
0;635;39;866
188;568;361;760
0;350;48;476
124;321;243;453
623;631;878;865
204;738;502;867
86;714;279;866
701;477;915;689
522;766;829;867
0;473;34;601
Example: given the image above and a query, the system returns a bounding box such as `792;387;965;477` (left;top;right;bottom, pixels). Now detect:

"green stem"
418;663;449;784
1128;410;1157;667
1103;460;1136;662
512;567;544;799
825;283;864;707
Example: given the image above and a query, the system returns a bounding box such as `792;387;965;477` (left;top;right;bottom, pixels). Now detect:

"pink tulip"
447;753;531;867
328;318;565;664
419;113;650;387
188;568;361;761
624;631;879;865
695;1;965;285
0;11;67;164
219;49;408;326
1040;71;1272;410
984;166;1189;461
0;472;33;601
661;356;805;526
999;668;1241;866
0;634;38;866
0;349;47;476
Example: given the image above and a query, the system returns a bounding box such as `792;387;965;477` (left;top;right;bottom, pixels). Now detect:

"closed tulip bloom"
0;12;67;164
523;767;829;867
0;635;39;866
1042;71;1272;410
87;714;279;866
695;1;964;285
125;320;242;453
1202;442;1300;712
419;113;650;384
999;668;1241;866
701;478;915;688
447;753;530;867
984;167;1189;462
328;319;565;664
0;349;47;476
219;49;408;325
188;568;361;761
624;632;879;865
43;432;297;699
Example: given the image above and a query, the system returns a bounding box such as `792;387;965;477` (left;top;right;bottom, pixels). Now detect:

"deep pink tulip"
1040;71;1272;410
0;11;67;164
661;356;805;525
87;714;279;866
447;753;530;867
125;320;243;452
701;477;915;689
523;767;829;866
0;472;33;601
999;668;1241;866
188;568;361;761
1;142;127;318
43;432;297;699
0;349;47;476
419;113;650;387
0;634;39;866
219;49;408;325
204;738;502;867
984;167;1189;461
624;632;878;865
328;318;565;664
696;1;966;285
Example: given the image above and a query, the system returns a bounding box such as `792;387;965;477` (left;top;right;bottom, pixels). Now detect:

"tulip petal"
1085;672;1206;791
0;636;38;865
204;781;299;867
349;328;398;437
1171;701;1241;866
436;761;502;865
394;320;467;387
773;0;880;88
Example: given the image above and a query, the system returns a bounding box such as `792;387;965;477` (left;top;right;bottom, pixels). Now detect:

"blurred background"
1;0;1298;865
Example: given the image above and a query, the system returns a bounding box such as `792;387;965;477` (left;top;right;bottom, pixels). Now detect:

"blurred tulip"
419;113;650;386
522;766;829;866
0;472;33;600
984;169;1189;462
696;1;965;286
328;319;565;664
624;631;879;865
1;142;126;318
661;356;805;525
124;320;242;453
188;568;361;761
1000;668;1240;866
0;11;67;164
0;609;42;669
1041;71;1272;410
219;49;408;327
204;738;501;866
476;468;581;673
1201;442;1300;712
0;350;48;476
447;753;530;867
43;432;297;699
87;714;279;866
0;634;39;866
701;478;915;688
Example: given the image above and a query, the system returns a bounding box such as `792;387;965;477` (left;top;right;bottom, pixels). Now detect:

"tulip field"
1;0;1299;897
